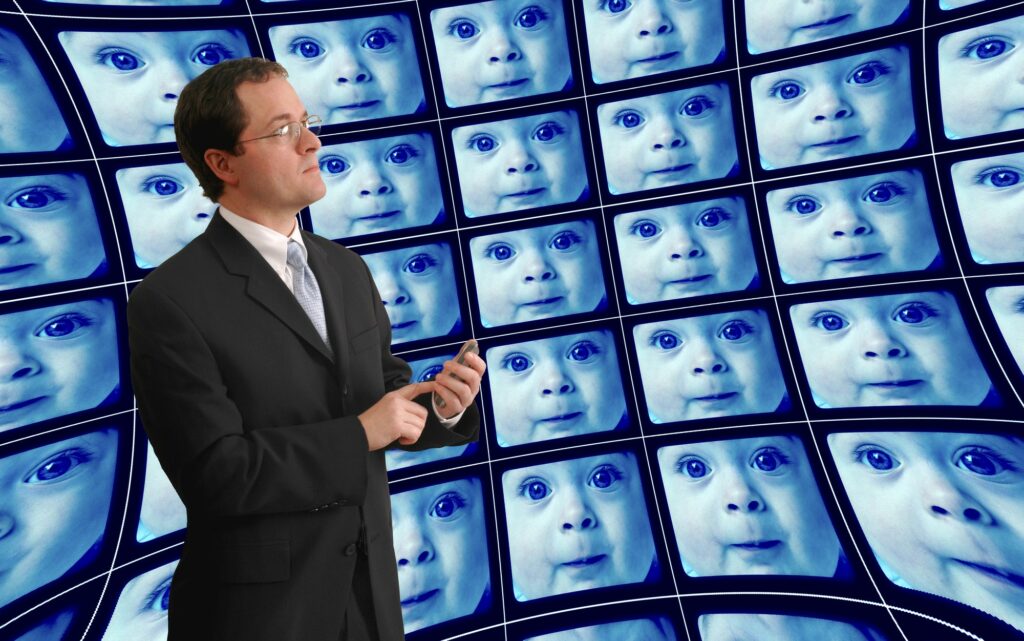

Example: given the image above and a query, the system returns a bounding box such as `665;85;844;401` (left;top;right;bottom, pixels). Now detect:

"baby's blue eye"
629;219;661;238
847;61;891;85
362;28;398;51
468;134;498;153
192;43;234;67
386;144;419;165
520;478;551;501
696;207;730;228
567;340;601;362
403;253;438;274
863;181;906;204
502;352;532;372
787;196;821;215
602;0;632;14
892;302;938;324
549;230;582;251
429;491;467;520
650;330;681;351
449;19;479;40
963;36;1015;61
7;186;67;210
144;578;172;612
718;319;754;341
770;81;803;101
417;364;443;381
588;463;623;489
676;456;710;479
318;155;349;175
290;38;324;59
515;5;549;29
532;121;566;143
681;96;714;117
751;447;790;472
99;48;143;72
486;242;516;261
613;109;645;129
143;176;184;197
977;166;1021;189
35;313;93;338
26;448;92;483
855;446;899;471
811;312;848;332
955;447;1017;476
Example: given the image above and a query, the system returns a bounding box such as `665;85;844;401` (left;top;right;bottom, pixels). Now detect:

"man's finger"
396;381;435;400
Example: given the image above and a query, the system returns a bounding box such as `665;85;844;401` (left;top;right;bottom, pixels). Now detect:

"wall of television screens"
1;0;1023;639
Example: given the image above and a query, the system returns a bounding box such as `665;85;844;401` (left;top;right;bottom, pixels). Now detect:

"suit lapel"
206;212;335;365
304;235;351;380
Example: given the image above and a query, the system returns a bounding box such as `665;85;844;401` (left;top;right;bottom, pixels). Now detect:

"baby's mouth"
810;135;860;151
831;252;883;266
336;99;382;112
356;210;401;222
0;396;46;415
954;559;1024;589
0;263;34;276
635;51;680;66
692;391;739;403
539;411;584;425
522;296;565;309
487;78;529;90
799;14;853;32
562;554;607;569
503;187;547;201
650;163;693;177
400;588;440;608
667;274;713;287
390;320;418;332
732;540;782;551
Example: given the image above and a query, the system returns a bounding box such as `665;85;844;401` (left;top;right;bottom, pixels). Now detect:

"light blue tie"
286;240;331;352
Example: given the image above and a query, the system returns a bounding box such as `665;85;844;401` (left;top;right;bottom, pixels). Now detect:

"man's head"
173;58;287;201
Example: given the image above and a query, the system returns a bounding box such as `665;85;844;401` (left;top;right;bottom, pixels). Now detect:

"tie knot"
287;241;306;269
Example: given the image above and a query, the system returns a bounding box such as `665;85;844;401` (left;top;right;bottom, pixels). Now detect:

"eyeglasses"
237;115;322;145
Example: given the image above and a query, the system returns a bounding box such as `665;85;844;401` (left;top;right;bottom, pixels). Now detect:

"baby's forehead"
601;85;719;115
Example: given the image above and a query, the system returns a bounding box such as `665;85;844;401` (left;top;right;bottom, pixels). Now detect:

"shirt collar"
218;206;307;278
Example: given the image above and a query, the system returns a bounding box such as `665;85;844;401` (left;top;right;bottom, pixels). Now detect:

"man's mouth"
400;588;440;608
954;559;1024;589
562;554;607;569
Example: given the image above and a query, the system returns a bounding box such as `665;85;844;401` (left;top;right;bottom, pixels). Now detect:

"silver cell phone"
434;339;479;410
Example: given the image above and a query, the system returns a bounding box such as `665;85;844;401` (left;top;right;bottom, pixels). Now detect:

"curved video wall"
1;0;1023;640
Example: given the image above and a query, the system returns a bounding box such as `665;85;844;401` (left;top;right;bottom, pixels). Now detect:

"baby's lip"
634;51;680;67
953;559;1024;590
864;379;925;396
799;14;852;32
0;263;34;276
731;539;783;552
335;99;382;112
650;163;693;177
356;209;401;222
521;295;565;309
390;319;419;333
561;553;607;569
502;186;547;201
830;252;884;266
0;396;46;415
486;78;530;90
691;391;739;404
400;588;440;609
667;274;713;287
809;135;860;152
538;411;584;425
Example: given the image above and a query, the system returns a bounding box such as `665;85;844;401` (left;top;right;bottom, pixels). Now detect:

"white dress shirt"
218;207;462;427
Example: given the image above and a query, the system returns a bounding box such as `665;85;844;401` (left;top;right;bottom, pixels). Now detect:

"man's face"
225;75;326;216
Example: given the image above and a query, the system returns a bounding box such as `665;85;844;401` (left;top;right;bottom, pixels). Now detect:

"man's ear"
204;149;240;187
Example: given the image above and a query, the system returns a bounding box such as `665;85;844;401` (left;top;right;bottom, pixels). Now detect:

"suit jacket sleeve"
129;282;371;519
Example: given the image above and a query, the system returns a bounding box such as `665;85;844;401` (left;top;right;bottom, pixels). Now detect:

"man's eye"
192;43;235;67
417;364;443;381
449;19;479;40
468;134;498;153
319;155;350;175
854;445;900;472
613;109;644;129
629;219;661;238
962;36;1015;61
142;176;184;197
362;28;398;52
650;330;681;351
549;230;582;251
25;448;93;483
696;207;731;228
718;319;754;341
386;144;419;165
810;312;848;332
567;340;601;362
846;61;891;85
290;38;324;59
514;5;549;29
681;95;714;117
7;186;68;210
769;81;804;100
34;312;94;338
786;196;821;215
601;0;632;14
532;121;566;143
429;491;467;519
485;242;515;261
98;48;144;72
863;181;907;204
676;456;710;479
892;302;939;325
976;166;1022;189
403;253;439;274
502;352;532;372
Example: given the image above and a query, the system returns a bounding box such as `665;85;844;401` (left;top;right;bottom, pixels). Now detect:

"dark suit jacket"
128;213;479;641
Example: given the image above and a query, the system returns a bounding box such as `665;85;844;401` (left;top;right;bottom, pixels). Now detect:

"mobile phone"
434;339;479;410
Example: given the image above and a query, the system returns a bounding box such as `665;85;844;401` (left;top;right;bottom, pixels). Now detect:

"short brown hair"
174;57;287;202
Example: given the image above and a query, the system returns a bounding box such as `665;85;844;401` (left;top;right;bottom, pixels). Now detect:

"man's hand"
358;381;436;451
433;351;486;420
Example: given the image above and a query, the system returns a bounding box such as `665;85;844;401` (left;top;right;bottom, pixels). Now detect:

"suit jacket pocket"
349;324;379;353
216;540;290;584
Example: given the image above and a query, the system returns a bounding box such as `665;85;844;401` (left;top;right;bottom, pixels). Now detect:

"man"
127;57;484;641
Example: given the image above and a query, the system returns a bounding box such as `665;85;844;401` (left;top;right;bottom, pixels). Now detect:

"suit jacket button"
343;385;350;396
344;543;357;556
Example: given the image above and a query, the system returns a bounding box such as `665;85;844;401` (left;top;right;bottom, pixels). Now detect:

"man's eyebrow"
262;111;308;129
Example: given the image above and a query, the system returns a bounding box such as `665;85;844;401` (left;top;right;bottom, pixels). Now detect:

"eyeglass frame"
236;115;323;145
